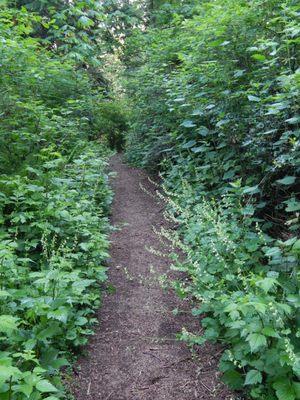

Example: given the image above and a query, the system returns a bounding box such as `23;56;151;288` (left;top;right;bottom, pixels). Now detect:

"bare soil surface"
71;155;233;400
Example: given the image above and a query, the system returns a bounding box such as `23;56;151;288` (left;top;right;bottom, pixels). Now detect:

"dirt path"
71;155;232;400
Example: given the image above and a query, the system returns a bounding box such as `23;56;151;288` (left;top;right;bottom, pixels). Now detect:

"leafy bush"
0;144;112;399
93;100;129;151
125;0;300;223
0;5;115;399
125;0;300;398
160;184;300;399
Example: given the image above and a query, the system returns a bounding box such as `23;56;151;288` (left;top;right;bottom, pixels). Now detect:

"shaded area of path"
71;155;232;400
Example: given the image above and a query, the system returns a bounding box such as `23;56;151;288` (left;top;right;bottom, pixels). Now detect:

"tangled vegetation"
1;0;299;399
125;0;300;399
0;2;123;398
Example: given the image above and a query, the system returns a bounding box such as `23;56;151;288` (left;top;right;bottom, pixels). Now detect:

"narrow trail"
71;155;232;400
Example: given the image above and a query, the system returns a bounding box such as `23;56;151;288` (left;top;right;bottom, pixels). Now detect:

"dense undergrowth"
2;0;300;398
0;3;123;398
124;0;300;399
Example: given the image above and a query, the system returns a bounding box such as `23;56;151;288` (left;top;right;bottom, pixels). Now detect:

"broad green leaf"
173;97;185;102
242;205;255;216
222;370;243;389
47;308;69;323
44;397;60;400
37;324;61;340
191;109;203;116
246;333;267;352
285;116;300;124
292;240;300;253
252;53;266;61
16;382;34;397
293;382;300;398
0;365;22;382
75;316;88;326
180;120;196;128
0;315;19;334
223;170;236;180
252;302;267;313
78;15;94;28
242;185;260;195
181;140;196;149
191;146;206;153
276;176;296;185
293;360;300;377
0;290;10;298
234;69;245;77
248;95;260;102
256;277;277;293
286;200;300;212
79;242;90;251
197;126;209;136
244;369;262;385
36;380;58;393
264;247;281;257
262;326;280;338
273;380;296;400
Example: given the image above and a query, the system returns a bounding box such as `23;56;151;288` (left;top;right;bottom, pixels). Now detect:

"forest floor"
70;154;233;400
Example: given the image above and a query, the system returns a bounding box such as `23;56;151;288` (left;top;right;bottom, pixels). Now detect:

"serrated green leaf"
17;382;34;397
246;333;267;352
0;365;22;382
0;315;19;334
222;370;243;389
286;200;300;212
273;380;296;400
262;326;280;338
244;369;262;385
37;324;61;340
47;308;69;323
256;277;277;293
36;380;58;393
292;240;300;253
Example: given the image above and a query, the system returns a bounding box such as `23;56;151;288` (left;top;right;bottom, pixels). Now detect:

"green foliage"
0;144;112;399
125;0;300;398
0;4;116;399
125;0;300;231
8;0;143;68
101;0;143;51
160;188;300;399
94;100;129;151
10;0;106;65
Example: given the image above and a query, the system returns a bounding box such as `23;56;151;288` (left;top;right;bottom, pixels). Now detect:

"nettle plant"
158;181;300;400
0;146;112;399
